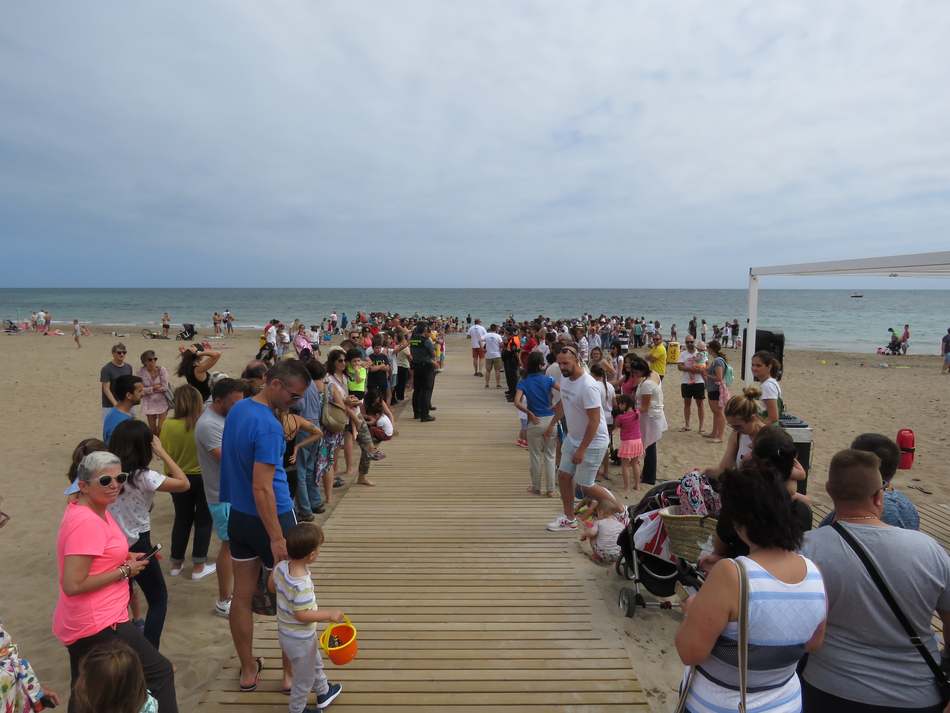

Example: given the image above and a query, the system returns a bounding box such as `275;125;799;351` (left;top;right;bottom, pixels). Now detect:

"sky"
1;1;949;288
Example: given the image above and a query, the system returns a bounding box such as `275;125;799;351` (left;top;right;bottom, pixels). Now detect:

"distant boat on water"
850;293;864;298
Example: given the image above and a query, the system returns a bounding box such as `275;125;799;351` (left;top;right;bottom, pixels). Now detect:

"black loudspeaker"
742;329;785;381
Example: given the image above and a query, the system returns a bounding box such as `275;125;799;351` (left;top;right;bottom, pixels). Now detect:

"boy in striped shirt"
269;523;344;711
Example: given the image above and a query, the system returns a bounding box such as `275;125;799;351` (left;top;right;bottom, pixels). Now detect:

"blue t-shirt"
219;398;293;516
103;408;132;443
516;373;555;417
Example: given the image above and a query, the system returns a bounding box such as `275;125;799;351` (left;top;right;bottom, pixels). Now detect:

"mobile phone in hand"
143;543;163;561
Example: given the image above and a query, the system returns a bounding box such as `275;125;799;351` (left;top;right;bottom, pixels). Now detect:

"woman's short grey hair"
77;451;121;482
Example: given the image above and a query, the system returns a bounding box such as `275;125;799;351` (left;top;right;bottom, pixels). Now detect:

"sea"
1;288;947;354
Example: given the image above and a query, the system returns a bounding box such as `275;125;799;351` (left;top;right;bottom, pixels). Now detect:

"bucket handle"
319;615;354;652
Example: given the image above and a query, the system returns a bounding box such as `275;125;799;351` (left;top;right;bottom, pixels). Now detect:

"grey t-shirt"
99;361;132;407
801;523;950;708
195;408;225;504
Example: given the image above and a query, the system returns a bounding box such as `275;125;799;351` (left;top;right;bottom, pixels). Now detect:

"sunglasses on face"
146;357;157;362
114;351;127;356
96;473;129;487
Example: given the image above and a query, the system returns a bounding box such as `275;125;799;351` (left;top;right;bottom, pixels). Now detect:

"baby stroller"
3;319;20;334
616;483;715;618
176;323;197;341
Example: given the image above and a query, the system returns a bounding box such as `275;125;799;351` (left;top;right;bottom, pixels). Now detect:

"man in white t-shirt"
543;344;618;531
467;318;488;377
677;336;706;432
483;324;504;389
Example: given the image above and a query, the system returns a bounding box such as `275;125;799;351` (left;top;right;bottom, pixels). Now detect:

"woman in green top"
160;385;215;579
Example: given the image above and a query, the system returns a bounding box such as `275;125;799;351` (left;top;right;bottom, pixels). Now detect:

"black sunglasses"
97;473;129;487
114;351;127;356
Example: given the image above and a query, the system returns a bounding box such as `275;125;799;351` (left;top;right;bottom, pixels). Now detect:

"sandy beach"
1;328;947;710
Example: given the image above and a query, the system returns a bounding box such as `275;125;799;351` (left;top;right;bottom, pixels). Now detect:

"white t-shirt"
578;336;589;362
760;377;782;402
265;325;277;345
678;349;707;385
535;342;550;360
598;380;616;425
376;414;394;438
109;468;166;545
484;332;503;359
559;371;609;449
468;324;487;349
636;378;665;418
593;517;625;557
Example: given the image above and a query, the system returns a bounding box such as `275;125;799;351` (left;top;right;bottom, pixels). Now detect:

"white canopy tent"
746;250;950;383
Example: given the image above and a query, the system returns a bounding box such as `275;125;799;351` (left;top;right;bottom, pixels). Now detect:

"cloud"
1;0;949;287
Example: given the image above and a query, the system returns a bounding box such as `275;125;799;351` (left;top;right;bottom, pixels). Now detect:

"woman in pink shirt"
53;451;178;713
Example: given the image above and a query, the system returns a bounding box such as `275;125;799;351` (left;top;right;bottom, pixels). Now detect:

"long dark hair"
719;461;802;551
108;419;154;488
176;349;198;378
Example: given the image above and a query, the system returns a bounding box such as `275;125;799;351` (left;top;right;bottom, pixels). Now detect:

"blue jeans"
294;442;323;514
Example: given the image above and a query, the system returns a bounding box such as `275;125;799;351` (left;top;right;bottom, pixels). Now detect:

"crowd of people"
469;312;949;713
0;311;455;713
3;307;948;713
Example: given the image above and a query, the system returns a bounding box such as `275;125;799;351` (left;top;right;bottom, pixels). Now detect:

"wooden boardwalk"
201;353;647;711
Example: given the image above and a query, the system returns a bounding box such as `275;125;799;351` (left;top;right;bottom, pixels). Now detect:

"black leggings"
66;621;177;713
170;474;212;563
129;531;167;649
396;365;410;401
641;442;657;485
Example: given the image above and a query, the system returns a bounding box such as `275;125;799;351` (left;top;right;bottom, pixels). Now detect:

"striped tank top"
683;555;826;713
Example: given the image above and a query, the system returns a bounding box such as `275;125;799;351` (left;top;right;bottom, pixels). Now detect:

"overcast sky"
2;1;949;288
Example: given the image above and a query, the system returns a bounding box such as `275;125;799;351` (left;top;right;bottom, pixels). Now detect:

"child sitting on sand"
612;394;643;494
269;523;344;712
580;500;626;564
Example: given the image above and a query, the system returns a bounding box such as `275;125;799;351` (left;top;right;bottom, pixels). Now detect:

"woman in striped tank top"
675;462;827;713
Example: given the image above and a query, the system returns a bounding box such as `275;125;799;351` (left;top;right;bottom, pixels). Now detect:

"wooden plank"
201;345;648;710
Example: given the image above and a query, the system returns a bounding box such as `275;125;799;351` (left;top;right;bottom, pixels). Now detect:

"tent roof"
750;250;950;279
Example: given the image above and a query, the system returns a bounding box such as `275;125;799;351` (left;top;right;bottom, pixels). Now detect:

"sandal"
678;427;691;432
239;657;263;692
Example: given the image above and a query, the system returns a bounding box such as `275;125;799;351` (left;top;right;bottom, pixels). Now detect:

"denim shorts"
558;440;607;487
209;502;231;542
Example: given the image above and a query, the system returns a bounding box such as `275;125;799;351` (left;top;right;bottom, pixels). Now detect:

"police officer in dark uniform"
409;322;436;422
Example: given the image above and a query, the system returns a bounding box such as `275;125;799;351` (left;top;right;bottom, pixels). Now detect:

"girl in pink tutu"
613;394;643;494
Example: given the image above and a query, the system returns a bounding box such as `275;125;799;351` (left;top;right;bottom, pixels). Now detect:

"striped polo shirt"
273;560;318;639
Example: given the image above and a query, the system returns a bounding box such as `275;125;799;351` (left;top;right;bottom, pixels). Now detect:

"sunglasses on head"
96;473;129;487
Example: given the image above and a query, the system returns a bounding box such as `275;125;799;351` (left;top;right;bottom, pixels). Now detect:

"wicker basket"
659;506;718;564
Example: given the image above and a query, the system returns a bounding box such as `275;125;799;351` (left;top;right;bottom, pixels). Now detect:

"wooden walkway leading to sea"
201;353;647;711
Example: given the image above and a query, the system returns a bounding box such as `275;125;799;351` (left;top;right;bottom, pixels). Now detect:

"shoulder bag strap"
831;522;948;689
733;558;749;713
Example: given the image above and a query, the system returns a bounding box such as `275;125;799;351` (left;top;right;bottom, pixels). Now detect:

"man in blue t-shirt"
102;374;143;443
219;359;311;693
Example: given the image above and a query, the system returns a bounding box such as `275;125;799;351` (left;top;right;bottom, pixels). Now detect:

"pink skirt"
618;438;644;459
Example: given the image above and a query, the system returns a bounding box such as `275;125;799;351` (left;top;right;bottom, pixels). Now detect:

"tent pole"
745;271;759;384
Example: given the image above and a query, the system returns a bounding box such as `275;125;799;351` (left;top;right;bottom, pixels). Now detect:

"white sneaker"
546;516;578;532
192;563;217;581
214;598;231;618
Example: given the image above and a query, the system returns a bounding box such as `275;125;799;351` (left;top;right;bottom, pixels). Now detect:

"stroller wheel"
619;588;637;618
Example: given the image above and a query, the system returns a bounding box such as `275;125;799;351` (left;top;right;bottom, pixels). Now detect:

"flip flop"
678;427;691;432
239;657;263;692
908;484;933;495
